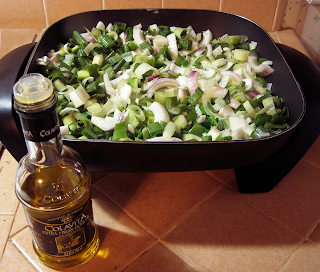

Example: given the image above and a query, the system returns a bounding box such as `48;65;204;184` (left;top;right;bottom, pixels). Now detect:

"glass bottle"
13;73;99;268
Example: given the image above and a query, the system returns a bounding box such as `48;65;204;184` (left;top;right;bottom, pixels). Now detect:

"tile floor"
0;28;320;271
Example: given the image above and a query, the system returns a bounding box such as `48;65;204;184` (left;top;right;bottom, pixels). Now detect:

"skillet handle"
0;42;36;161
235;44;320;193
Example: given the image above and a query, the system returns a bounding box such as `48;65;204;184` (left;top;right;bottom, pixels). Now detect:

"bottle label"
25;198;96;257
20;107;60;142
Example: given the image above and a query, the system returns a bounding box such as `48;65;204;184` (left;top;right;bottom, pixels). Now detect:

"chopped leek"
38;21;289;142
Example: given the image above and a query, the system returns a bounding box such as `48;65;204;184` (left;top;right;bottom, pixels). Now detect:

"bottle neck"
24;134;64;165
18;102;64;166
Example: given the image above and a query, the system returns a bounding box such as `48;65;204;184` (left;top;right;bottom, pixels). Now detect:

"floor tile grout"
0;197;21;262
202;170;235;186
301;157;320;170
158;241;200;272
229;188;307;241
158;183;226;240
276;238;307;272
9;237;39;271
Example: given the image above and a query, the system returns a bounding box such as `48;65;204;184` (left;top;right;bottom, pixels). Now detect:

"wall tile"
0;0;46;29
268;31;280;42
162;0;220;10
43;0;103;27
275;28;311;57
296;1;308;35
299;4;320;61
102;0;162;9
0;28;44;59
220;0;281;31
282;0;304;30
273;0;289;31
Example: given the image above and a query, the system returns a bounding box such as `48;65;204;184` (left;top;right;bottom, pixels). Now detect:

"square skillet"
24;9;305;172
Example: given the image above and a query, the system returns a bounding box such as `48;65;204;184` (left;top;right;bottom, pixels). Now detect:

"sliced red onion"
196;46;206;53
188;71;199;94
119;32;127;43
146;78;179;98
145;34;155;40
83;42;95;56
249;89;261;99
218;75;229;88
178;88;188;99
49;56;60;66
119;110;128;122
258;64;274;77
162;63;171;73
242;78;253;91
169;63;185;75
248;55;274;76
221;70;243;84
113;108;122;121
60;67;70;78
81;32;97;43
47;49;61;58
218;105;235;117
197;115;206;124
228;98;241;109
146;74;159;82
210;87;228;98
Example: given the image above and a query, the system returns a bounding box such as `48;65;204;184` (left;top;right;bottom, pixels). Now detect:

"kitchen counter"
1;29;320;271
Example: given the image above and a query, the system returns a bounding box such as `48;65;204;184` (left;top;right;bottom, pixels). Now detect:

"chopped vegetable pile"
37;21;290;142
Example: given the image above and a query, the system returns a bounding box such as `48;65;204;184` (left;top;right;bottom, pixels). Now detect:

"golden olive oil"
13;74;99;268
19;163;100;268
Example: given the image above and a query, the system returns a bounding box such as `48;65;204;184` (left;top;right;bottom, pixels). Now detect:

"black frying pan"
0;9;306;173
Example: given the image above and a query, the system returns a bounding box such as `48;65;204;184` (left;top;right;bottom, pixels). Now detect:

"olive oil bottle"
13;73;99;268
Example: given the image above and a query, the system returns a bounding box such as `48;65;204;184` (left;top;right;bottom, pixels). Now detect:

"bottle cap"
13;73;53;104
